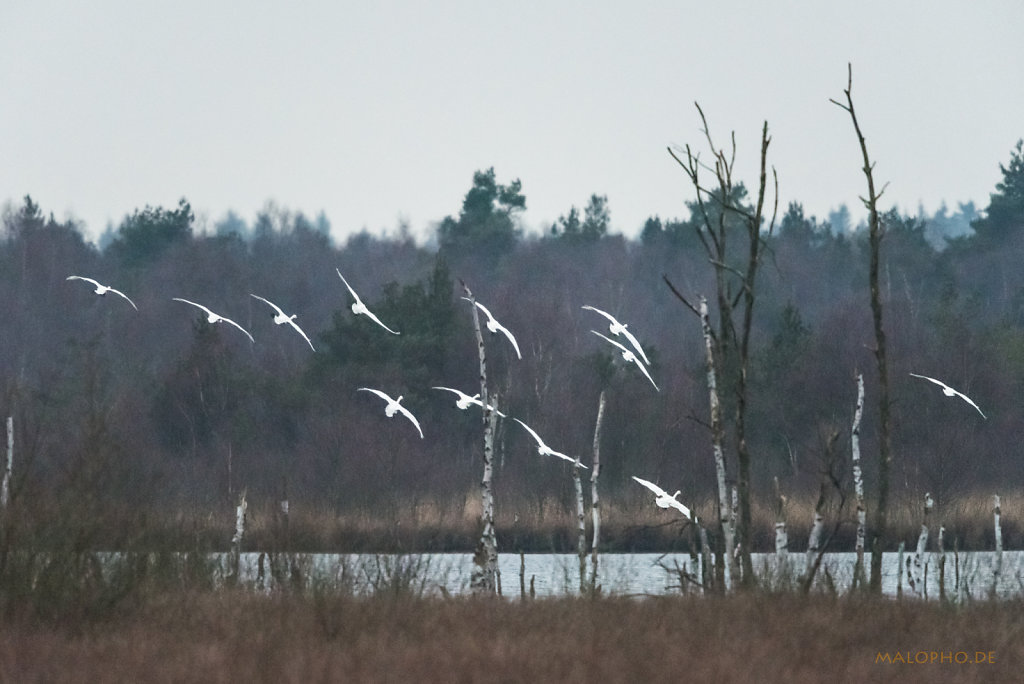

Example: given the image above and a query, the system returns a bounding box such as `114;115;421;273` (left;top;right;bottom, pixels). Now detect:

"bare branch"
662;274;701;318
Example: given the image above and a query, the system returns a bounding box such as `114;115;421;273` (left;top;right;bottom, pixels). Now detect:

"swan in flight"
357;388;424;438
66;276;138;310
582;305;649;365
513;418;585;468
631;476;693;520
172;298;254;343
591;330;659;391
909;373;986;419
431;386;506;417
336;269;400;335
250;294;316;351
463;298;521;359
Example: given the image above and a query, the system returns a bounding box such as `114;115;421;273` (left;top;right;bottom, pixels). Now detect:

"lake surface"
230;550;1024;599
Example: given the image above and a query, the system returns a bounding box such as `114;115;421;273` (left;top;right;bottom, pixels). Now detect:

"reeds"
2;591;1022;683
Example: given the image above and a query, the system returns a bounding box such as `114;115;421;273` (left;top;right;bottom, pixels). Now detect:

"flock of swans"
66;269;987;525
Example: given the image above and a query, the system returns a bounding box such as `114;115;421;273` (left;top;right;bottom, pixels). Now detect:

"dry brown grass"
9;488;1021;555
1;591;1022;683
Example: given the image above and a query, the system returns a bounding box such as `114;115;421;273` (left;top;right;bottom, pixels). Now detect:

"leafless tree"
831;64;892;594
665;103;778;587
461;280;499;595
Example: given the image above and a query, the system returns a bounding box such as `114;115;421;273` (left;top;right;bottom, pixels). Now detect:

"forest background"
3;141;1023;554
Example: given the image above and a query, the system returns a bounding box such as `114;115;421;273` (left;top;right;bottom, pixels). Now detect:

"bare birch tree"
831;64;892;594
666;104;777;587
2;417;11;510
992;493;1002;598
574;458;586;593
851;373;867;589
461;280;499;595
912;493;933;599
772;476;787;556
230;489;247;584
589;389;606;591
701;295;733;592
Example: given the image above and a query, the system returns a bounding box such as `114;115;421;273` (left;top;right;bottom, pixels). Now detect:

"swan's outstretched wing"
513;418;583;466
67;275;102;289
630;356;660;392
286;318;316;351
513;417;545;449
618;326;649;366
591;329;631;357
910;373;986;419
106;287;138;310
253;294;316;350
362;308;401;335
251;294;285;317
335;269;363;305
357;387;394;404
338;270;400;334
582;304;616;325
173;297;213;316
68;276;137;310
490;318;522;359
217;315;255;343
394;404;424;439
631;475;670;499
583;305;649;365
592;330;658;391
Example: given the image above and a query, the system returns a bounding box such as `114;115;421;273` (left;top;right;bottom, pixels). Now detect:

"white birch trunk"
2;416;12;509
231;489;247;582
463;282;499;595
773;476;787;556
913;493;933;599
992;493;1002;598
700;296;733;592
937;524;946;602
574;461;586;593
851;373;866;588
590;390;606;590
698;524;711;594
897;540;905;599
805;488;825;587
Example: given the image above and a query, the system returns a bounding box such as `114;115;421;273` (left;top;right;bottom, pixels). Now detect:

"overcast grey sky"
3;1;1022;243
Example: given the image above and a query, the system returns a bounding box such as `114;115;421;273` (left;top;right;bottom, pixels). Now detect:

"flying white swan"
909;373;986;419
463;298;521;359
250;294;316;351
590;330;659;391
172;298;254;343
631;476;693;520
582;305;649;365
357;388;424;438
66;276;138;310
513;418;586;468
431;386;506;417
336;269;400;335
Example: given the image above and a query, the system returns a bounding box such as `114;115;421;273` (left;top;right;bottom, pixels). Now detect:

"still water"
231;550;1024;599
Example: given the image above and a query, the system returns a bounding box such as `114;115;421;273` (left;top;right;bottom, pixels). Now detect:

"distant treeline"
2;143;1023;538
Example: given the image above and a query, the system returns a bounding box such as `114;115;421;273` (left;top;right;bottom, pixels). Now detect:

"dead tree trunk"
773;476;787;556
230;489;247;585
462;280;499;595
667;105;777;588
701;296;733;593
832;64;892;595
804;481;826;590
574;460;586;593
851;373;867;589
2;417;11;509
992;494;1003;598
590;389;606;591
912;493;933;599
